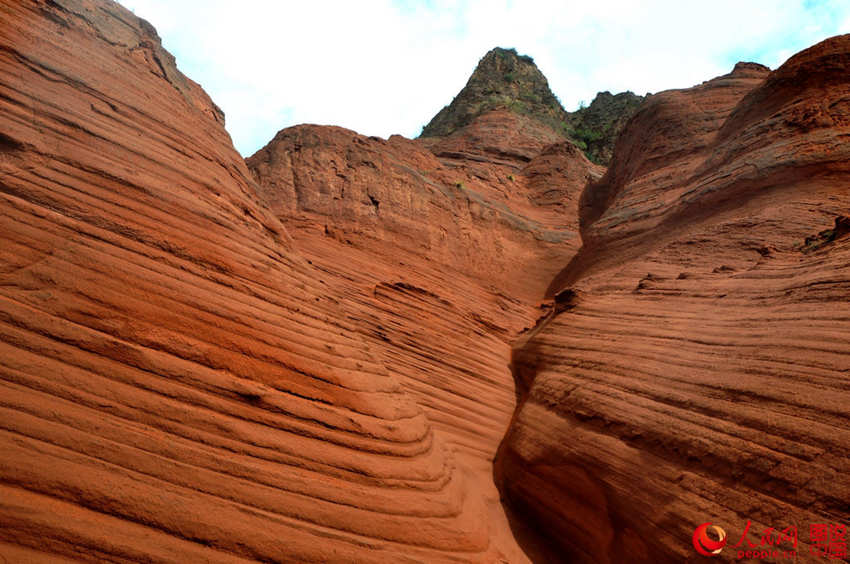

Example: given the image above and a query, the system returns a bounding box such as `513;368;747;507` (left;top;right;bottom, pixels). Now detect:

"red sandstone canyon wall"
2;2;849;562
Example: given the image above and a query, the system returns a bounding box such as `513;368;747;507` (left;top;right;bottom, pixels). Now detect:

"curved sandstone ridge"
3;1;850;562
0;1;603;562
502;37;850;561
248;109;599;302
247;110;600;561
0;1;597;561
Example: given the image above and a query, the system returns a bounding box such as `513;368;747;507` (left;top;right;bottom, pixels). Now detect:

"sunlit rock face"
499;37;850;563
2;1;849;562
246;110;599;563
0;1;597;561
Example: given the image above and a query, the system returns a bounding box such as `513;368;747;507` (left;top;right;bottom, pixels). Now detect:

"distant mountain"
420;47;644;165
565;90;645;164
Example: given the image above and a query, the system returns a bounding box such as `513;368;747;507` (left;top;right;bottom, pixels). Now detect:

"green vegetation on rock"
564;90;645;165
420;47;645;166
420;47;570;138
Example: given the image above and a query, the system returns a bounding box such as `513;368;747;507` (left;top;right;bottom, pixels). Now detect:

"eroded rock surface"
247;109;600;562
421;47;570;139
0;2;595;561
0;2;602;561
499;40;850;563
2;2;850;562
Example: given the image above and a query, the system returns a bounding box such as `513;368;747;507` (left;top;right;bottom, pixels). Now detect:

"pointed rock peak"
420;47;569;138
475;46;539;74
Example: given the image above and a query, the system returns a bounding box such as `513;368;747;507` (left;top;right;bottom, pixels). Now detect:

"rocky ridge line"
420;47;643;165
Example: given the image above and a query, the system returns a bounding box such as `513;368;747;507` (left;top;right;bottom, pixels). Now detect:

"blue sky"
119;0;850;157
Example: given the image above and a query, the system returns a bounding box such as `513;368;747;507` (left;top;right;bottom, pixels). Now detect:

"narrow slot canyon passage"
1;2;849;562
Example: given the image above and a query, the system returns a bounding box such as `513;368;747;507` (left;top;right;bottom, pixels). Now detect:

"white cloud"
120;0;850;156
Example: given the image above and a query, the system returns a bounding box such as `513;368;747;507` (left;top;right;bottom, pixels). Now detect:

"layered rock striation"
0;1;584;561
246;108;601;561
2;1;850;562
499;43;850;563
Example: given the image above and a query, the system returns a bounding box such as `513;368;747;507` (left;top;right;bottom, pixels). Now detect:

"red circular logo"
693;522;727;556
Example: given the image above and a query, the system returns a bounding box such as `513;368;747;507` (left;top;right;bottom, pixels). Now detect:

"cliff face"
2;2;850;563
246;108;601;562
0;2;572;561
500;42;850;562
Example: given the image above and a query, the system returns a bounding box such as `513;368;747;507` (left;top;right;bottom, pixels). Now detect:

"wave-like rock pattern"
5;1;850;562
247;109;600;562
0;2;574;561
501;37;850;562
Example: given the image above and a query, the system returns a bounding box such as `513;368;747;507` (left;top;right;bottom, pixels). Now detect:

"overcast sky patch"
119;0;850;156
